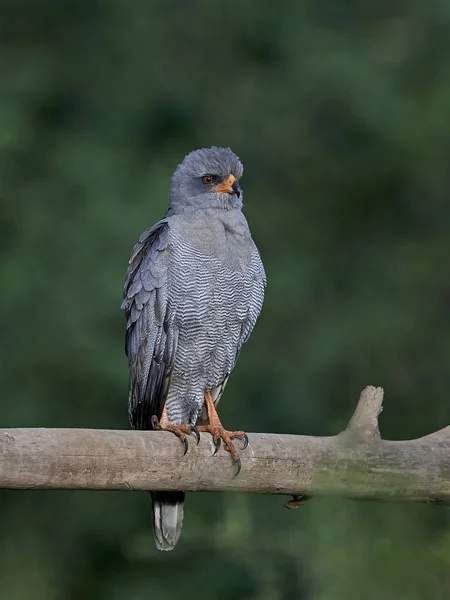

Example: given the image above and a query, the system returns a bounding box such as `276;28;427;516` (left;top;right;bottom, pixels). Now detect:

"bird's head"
169;147;244;214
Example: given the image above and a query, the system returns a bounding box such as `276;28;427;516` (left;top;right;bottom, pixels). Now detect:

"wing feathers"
123;219;175;429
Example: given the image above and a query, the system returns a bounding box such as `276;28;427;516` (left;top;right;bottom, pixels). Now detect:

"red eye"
202;175;214;185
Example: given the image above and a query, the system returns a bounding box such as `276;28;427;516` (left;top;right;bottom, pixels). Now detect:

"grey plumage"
122;146;266;551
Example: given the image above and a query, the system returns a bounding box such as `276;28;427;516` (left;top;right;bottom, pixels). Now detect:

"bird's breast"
168;211;253;271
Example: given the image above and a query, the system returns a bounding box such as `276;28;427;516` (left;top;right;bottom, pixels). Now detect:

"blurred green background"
2;0;450;598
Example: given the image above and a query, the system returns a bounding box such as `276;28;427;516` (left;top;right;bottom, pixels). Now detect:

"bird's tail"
151;491;185;551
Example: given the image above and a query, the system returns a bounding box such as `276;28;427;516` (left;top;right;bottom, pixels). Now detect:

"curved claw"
235;434;249;449
233;457;242;478
190;426;200;445
151;415;160;429
213;437;222;456
182;435;189;456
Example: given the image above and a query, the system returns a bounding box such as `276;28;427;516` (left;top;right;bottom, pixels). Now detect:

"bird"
121;146;266;551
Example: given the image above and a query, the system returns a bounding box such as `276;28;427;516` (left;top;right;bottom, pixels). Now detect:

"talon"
151;415;160;429
191;426;200;444
233;457;241;477
213;437;222;455
182;435;189;456
235;434;249;449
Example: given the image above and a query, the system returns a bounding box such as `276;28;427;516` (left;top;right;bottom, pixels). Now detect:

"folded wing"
122;219;176;429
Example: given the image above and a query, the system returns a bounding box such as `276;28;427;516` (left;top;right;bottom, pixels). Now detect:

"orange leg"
197;390;248;475
151;405;200;455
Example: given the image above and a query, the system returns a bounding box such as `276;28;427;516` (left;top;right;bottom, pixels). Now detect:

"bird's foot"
151;408;200;456
197;423;248;476
197;389;249;476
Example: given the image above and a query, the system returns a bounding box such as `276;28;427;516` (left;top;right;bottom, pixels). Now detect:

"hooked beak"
214;174;241;198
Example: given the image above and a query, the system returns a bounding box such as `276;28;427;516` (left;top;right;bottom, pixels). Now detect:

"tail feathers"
151;491;185;551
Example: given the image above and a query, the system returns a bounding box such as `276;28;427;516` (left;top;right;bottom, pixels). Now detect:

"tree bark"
0;387;449;503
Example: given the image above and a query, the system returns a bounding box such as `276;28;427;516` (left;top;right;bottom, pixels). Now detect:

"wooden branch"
0;386;449;504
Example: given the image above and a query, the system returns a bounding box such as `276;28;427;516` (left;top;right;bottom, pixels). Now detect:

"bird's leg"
151;405;200;455
197;390;248;476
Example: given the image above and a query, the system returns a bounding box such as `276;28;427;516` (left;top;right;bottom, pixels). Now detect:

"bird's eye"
202;175;214;185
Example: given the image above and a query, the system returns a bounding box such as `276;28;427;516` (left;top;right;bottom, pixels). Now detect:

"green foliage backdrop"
1;1;450;598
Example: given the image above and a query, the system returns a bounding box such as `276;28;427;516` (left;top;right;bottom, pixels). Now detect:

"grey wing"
121;219;176;430
210;241;266;407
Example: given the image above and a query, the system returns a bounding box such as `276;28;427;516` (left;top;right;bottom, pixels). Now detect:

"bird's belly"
166;246;253;424
173;287;245;386
167;318;241;425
